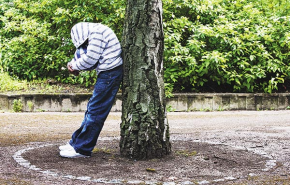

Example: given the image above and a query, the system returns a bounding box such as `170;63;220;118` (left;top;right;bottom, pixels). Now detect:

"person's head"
71;22;98;48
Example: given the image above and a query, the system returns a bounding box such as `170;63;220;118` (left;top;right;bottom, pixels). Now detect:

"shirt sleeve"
70;32;106;71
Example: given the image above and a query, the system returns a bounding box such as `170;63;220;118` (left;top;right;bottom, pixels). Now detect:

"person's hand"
67;62;80;76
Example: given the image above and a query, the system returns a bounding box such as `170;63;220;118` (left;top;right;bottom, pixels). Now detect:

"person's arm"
70;31;106;71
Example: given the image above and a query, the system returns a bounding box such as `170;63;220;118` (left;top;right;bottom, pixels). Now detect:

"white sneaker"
60;150;90;158
59;143;74;151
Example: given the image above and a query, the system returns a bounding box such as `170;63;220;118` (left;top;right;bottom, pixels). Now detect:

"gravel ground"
1;111;290;184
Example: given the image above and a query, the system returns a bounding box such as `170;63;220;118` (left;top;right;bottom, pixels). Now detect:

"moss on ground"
0;178;32;185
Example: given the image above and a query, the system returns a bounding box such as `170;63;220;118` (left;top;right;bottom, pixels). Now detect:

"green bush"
0;0;124;86
254;0;290;16
13;99;23;112
1;0;289;94
163;0;290;93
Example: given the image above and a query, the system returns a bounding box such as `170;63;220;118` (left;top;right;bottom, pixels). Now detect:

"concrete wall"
166;93;290;111
1;93;290;112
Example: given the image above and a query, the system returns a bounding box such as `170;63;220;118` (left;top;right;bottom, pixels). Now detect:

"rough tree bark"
120;0;171;159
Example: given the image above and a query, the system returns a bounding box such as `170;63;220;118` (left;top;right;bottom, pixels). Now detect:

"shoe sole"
59;151;90;158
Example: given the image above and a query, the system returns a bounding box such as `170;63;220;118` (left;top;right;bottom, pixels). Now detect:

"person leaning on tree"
59;22;123;158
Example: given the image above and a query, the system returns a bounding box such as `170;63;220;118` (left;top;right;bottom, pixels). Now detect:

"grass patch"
92;148;114;154
175;150;197;157
0;72;27;92
0;72;93;94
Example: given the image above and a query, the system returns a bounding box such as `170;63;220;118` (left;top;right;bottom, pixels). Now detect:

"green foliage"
0;72;27;92
13;99;23;112
0;0;124;85
27;101;34;112
1;0;290;95
253;0;290;16
163;0;290;93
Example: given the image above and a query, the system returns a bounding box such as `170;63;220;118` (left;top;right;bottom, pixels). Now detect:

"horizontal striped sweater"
69;22;123;73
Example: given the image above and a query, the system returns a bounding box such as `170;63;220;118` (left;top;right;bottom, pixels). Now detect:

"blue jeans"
69;65;123;156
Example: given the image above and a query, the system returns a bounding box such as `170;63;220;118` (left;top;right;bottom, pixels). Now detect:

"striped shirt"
69;22;123;73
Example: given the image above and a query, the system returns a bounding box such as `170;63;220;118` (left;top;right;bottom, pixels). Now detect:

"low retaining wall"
0;93;122;112
167;93;290;111
1;93;290;112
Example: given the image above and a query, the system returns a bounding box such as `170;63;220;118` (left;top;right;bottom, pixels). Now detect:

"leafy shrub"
1;0;290;94
27;101;34;112
253;0;290;16
13;99;23;112
163;0;290;93
0;0;124;85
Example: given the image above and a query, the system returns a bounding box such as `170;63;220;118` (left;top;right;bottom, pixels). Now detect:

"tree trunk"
120;0;171;159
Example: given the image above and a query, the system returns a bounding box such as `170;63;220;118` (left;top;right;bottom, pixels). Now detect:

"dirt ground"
1;111;290;185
